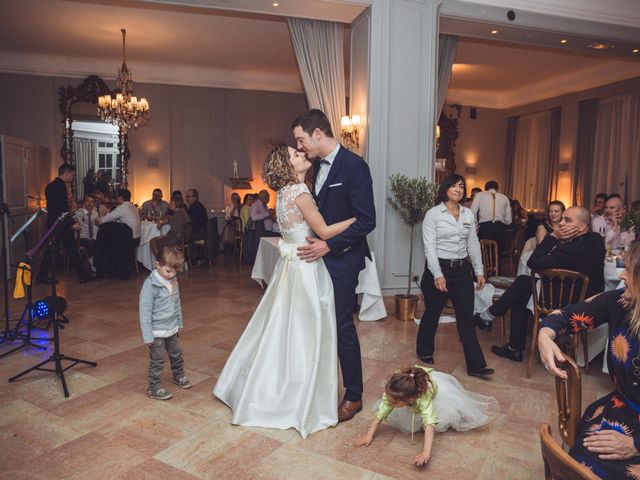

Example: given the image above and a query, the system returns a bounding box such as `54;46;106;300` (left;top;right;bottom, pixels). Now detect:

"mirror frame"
58;75;130;189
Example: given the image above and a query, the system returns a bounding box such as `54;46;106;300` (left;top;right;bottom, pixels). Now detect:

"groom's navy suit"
313;144;376;402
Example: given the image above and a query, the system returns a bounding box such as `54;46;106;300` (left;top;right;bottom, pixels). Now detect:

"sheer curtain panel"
288;18;346;136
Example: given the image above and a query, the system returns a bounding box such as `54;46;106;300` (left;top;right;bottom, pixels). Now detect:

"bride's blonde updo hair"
263;144;299;192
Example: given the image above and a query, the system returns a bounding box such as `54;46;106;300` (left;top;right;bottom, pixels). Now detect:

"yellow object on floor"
13;262;31;299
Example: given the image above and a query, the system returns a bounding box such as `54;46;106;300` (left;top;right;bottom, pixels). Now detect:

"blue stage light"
32;300;49;319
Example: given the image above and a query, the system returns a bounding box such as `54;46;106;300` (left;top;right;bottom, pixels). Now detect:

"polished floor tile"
0;255;612;479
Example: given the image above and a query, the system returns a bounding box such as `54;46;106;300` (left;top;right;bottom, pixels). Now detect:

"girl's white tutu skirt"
375;371;500;434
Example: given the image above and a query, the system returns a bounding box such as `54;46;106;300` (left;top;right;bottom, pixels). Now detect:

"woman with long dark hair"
417;174;494;378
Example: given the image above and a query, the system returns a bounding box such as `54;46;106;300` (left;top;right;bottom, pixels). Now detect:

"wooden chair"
527;269;589;378
539;424;598;480
555;353;582;449
502;226;525;275
181;221;194;269
232;217;243;261
480;239;511;343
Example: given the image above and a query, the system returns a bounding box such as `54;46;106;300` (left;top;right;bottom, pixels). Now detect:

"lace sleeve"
276;183;312;231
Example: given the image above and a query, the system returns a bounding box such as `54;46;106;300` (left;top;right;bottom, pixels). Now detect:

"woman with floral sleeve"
538;241;640;479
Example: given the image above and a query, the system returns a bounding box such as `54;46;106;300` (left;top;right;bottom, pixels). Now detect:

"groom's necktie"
315;159;331;193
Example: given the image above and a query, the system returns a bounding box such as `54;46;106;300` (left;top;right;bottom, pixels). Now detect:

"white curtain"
288;18;345;136
511;110;554;211
437;35;458;117
591;93;640;203
73;138;97;198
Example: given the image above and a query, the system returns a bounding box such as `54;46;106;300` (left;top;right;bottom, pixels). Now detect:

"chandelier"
97;29;150;133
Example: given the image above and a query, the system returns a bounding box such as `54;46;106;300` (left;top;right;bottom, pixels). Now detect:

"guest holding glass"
536;200;565;244
141;188;171;220
416;174;493;378
538;241;640;479
592;194;636;251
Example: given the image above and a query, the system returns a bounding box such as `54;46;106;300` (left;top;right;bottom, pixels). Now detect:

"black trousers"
37;226;86;280
416;261;487;372
488;274;532;351
332;273;363;402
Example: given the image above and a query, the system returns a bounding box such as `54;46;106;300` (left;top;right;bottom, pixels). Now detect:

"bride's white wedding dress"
213;183;338;438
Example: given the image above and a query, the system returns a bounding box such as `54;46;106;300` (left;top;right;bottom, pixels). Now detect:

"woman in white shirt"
417;174;494;378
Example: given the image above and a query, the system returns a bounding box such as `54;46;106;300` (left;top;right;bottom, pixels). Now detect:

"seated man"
141;188;170;219
98;189;141;245
73;194;99;273
591;193;635;250
478;206;605;362
250;190;276;233
185;188;207;241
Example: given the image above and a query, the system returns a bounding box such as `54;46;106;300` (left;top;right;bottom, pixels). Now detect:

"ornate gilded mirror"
58;75;129;196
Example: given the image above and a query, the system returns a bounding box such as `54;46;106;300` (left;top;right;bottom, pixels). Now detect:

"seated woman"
536;200;565;244
538;241;640;479
239;193;255;229
150;193;190;256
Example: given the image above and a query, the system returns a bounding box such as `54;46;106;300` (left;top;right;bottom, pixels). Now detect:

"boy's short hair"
156;245;184;271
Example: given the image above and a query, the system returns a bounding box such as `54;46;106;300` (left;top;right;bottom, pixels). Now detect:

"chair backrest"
183;220;194;244
539;424;598;480
480;239;500;277
504;226;526;256
531;269;590;317
554;353;581;448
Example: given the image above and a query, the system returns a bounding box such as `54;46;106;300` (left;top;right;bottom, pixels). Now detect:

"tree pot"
394;294;418;321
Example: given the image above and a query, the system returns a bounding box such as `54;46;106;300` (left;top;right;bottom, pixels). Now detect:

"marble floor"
0;256;612;479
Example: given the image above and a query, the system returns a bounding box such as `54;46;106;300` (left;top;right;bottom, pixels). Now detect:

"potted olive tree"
388;174;438;321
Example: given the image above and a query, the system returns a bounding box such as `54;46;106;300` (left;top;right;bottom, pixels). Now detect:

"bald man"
480;206;605;362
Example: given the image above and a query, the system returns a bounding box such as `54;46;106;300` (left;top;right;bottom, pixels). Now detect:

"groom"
294;109;376;422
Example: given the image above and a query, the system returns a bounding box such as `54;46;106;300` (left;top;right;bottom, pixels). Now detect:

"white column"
359;0;439;293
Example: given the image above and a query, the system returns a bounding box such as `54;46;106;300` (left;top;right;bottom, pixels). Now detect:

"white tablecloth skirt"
250;237;387;321
136;222;170;271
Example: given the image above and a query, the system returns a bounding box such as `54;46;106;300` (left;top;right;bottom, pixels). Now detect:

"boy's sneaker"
147;387;173;400
173;376;192;389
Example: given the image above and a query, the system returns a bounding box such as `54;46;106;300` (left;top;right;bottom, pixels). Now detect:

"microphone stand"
0;207;48;358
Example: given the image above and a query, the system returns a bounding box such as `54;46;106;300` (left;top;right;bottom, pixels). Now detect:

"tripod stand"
9;214;96;397
0;205;47;358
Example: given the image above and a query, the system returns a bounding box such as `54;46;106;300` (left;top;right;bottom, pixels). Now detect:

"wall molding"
447;62;640;108
0;51;304;94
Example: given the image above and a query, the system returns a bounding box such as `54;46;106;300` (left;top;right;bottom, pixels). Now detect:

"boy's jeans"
148;334;184;391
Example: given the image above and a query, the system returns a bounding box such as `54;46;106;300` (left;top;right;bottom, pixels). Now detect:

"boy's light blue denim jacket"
139;270;183;344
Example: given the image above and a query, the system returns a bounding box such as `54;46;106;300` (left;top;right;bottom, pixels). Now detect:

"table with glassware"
136;221;170;270
250;237;387;321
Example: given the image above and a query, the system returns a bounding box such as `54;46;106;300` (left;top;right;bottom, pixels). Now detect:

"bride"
213;144;355;438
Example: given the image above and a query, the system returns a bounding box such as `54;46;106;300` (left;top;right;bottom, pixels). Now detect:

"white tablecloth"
136;222;170;271
250;237;387;321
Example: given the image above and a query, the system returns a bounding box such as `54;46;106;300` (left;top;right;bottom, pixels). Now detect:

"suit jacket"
313;145;376;277
44;177;70;227
527;231;605;297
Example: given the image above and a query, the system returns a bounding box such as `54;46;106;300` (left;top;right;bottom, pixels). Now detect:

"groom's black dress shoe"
468;368;495;378
417;354;434;365
338;400;362;422
491;344;523;362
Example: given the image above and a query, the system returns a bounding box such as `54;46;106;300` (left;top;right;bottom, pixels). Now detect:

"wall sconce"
436;124;440;150
341;115;360;150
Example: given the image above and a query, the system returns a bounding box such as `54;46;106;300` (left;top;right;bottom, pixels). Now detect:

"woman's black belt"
438;258;468;268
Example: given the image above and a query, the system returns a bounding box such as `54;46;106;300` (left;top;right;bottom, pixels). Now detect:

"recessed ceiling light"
491;30;498;35
588;43;615;50
272;2;279;6
633;48;639;53
560;39;568;44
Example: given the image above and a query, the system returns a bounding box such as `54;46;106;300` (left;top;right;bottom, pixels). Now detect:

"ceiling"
0;0;638;106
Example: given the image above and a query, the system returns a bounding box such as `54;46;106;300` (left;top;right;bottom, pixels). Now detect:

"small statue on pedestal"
232;159;239;179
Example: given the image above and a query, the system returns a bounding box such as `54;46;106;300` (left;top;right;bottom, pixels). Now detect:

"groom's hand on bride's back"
297;237;330;262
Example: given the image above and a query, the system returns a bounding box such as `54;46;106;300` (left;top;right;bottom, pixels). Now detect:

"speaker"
470;107;477;119
507;10;516;21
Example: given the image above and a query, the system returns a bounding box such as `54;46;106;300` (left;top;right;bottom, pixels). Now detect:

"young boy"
139;245;191;400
